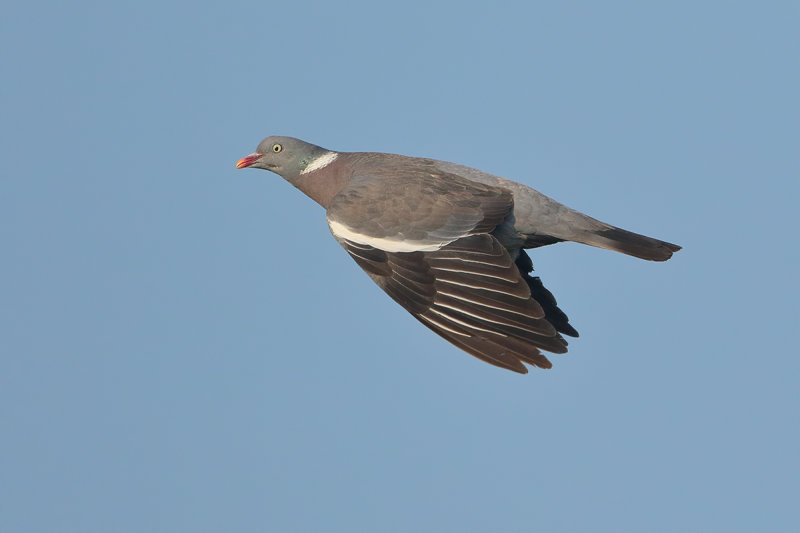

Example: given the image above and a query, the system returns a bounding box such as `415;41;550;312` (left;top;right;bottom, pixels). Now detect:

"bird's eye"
272;144;283;153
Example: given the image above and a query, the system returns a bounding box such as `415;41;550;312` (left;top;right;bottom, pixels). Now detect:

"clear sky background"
2;2;798;532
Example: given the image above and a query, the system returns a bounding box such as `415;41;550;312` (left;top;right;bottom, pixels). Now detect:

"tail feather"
579;226;681;262
514;198;682;261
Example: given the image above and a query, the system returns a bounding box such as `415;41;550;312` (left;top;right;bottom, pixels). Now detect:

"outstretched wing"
326;170;577;373
338;234;570;373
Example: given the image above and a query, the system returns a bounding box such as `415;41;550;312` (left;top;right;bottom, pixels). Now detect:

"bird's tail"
523;205;682;262
573;225;681;262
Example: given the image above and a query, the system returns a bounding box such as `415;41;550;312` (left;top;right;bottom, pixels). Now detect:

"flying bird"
236;137;680;373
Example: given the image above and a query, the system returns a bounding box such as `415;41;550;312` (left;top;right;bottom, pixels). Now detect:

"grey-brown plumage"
237;136;681;374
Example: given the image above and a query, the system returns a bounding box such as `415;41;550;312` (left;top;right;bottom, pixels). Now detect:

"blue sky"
2;1;798;532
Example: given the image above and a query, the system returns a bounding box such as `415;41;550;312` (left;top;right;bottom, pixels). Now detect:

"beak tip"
236;152;264;169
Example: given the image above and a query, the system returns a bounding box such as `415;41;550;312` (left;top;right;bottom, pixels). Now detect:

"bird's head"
236;136;333;180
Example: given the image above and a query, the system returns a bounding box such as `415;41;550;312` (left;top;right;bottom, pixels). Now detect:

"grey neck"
286;155;350;209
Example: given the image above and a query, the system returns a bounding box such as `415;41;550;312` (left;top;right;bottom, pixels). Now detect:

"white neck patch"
301;151;339;174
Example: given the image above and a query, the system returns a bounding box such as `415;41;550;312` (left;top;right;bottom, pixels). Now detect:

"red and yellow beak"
236;152;264;169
